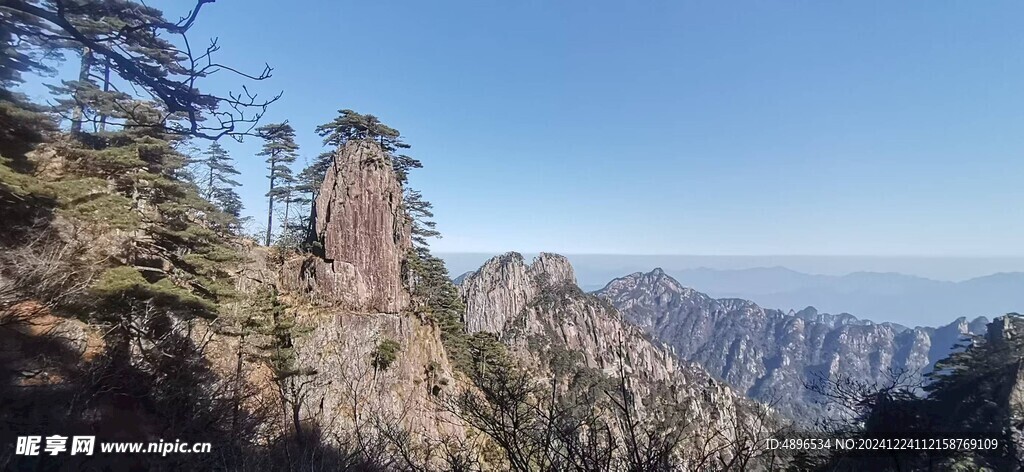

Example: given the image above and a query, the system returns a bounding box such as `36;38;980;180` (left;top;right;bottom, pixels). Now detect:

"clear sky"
24;1;1024;256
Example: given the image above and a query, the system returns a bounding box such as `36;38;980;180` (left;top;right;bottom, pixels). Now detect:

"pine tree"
314;109;404;149
42;1;190;133
392;153;422;185
2;0;279;139
277;174;312;249
214;187;243;219
314;109;422;183
256;121;299;246
0;6;57;88
405;188;441;250
297;151;333;201
194;143;238;197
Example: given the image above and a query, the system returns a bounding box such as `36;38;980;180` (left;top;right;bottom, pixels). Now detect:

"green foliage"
3;0;278;139
0;155;54;199
406;189;440;248
256;121;300;246
297;151;333;199
187;142;243;218
406;249;483;372
0;89;55;168
314;109;422;183
92;266;216;319
60;189;137;229
0;8;57;87
812;315;1024;471
925;316;1024;433
315;109;407;152
371;338;402;372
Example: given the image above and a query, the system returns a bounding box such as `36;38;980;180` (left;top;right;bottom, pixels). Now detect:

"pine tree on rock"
314;109;422;183
314;109;438;248
314;109;405;149
405;188;440;250
256;121;299;246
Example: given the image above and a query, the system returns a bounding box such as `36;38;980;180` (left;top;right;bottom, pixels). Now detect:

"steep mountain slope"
458;253;779;464
461;253;700;387
597;268;988;419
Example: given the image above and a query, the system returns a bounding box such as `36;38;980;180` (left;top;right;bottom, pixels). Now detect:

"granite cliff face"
282;140;411;313
268;140;465;461
459;252;574;334
458;253;772;446
597;268;989;419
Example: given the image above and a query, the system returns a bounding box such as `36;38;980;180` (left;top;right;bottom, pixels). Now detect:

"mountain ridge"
612;266;1023;326
597;268;989;420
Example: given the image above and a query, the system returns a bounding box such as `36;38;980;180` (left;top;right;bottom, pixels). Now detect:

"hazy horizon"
439;252;1024;283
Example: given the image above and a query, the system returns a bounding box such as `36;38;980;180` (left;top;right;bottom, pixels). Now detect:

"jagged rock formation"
451;271;474;286
459;252;575;333
597;268;989;419
268;140;465;456
458;253;773;453
282;140;411;313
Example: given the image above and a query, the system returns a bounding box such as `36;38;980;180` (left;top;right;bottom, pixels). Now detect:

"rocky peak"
597;268;989;420
459;252;575;333
458;252;763;446
283;139;411;313
451;271;475;286
988;315;1019;344
599;269;709;309
529;252;576;286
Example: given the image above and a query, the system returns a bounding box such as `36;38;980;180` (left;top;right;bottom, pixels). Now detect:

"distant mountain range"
440;254;1024;326
663;267;1024;326
597;268;991;420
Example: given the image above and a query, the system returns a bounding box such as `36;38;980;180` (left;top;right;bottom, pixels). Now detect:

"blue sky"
23;1;1024;256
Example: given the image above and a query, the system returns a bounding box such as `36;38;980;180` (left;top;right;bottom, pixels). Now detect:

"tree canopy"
256;121;298;246
1;0;280;139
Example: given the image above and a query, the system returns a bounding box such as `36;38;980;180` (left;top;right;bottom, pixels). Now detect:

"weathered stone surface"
459;252;769;448
459;252;575;334
289;308;465;453
306;139;411;313
280;255;373;308
243;246;465;467
598;268;989;420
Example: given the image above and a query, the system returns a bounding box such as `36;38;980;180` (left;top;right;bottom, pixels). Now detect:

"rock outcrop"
451;271;474;286
459;252;574;333
283;140;411;313
597;268;989;420
459;253;772;448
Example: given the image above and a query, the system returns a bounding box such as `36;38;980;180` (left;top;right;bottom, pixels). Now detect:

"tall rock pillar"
286;140;411;313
